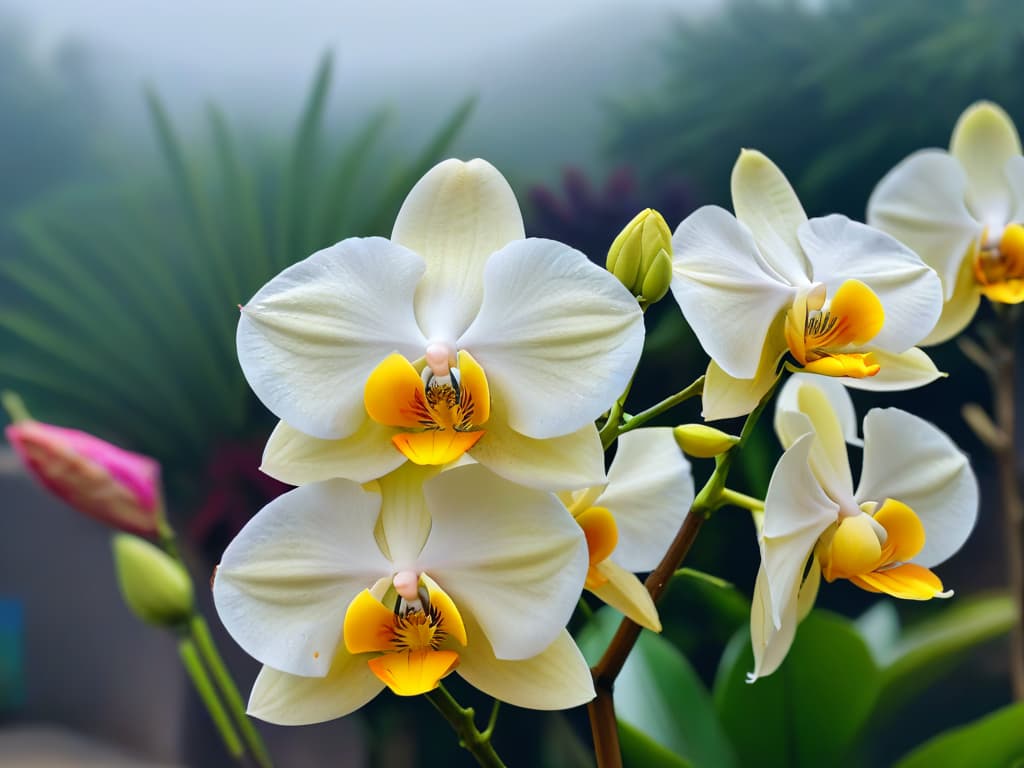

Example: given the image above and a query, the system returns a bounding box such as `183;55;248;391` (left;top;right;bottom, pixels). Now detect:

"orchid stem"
1;391;31;423
615;376;705;442
191;615;273;768
719;487;765;512
599;375;636;449
587;375;777;768
425;683;506;768
179;637;245;762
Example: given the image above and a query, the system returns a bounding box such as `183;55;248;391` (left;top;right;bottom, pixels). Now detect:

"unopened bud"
673;424;740;458
640;248;673;304
5;420;162;536
607;209;673;303
112;534;194;627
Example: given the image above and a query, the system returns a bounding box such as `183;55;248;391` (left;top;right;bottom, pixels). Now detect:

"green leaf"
577;607;736;768
713;610;881;768
619;720;695;768
894;701;1024;768
876;593;1016;715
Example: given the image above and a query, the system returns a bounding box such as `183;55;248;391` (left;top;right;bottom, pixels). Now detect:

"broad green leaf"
894;701;1024;768
619;720;695;768
577;607;736;768
713;610;880;768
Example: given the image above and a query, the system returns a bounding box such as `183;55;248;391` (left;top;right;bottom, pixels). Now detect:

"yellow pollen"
973;224;1024;303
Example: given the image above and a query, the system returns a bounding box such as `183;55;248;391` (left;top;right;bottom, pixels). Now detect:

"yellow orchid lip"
973;223;1024;303
784;279;885;379
342;575;468;697
575;505;619;590
364;349;490;466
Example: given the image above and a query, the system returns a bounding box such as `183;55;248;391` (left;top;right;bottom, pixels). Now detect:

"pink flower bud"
6;421;161;536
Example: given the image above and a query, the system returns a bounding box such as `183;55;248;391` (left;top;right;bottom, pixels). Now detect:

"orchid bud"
112;535;194;627
5;420;162;536
607;208;673;304
673;423;740;458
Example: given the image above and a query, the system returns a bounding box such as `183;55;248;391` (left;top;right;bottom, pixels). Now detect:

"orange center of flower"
364;347;490;466
343;575;467;696
784;279;884;379
816;498;950;600
574;506;619;590
973;224;1024;303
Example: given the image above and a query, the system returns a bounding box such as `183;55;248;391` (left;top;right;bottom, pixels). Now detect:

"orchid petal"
762;433;840;628
456;615;594;710
798;215;943;352
459;238;643;439
599;428;694;572
247;650;383;725
392;158;525;342
671;205;796;380
748;564;798;683
237;238;427;439
775;374;860;449
261;418;405;485
416;464;588;660
730;149;811;284
701;333;785;422
591;560;661;632
920;254;983;345
840;347;943;392
376;463;438;568
856;408;977;568
867;150;980;298
470;404;606;491
1005;156;1024;224
951;101;1021;228
214;481;389;677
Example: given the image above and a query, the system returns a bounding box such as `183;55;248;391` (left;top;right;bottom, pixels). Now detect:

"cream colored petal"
793;381;853;495
599;427;694;572
951;101;1021;228
456;616;594;710
417;464;588;660
458;238;643;439
856;407;978;568
867;149;980;299
731;149;811;285
775;374;860;449
376;463;437;567
261;418;406;485
748;564;797;682
701;333;785;422
247;651;383;725
841;347;944;392
393;158;525;341
920;254;983;346
591;560;661;632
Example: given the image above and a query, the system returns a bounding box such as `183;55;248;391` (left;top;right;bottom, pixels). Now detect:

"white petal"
730;149;811;285
377;464;436;568
951;101;1021;228
238;238;427;439
775;374;860;449
247;652;383;725
762;433;840;628
841;347;944;392
867;149;980;298
748;564;798;682
856;408;978;568
775;378;854;495
393;158;525;342
920;255;983;346
470;409;606;491
701;339;784;422
456;617;594;710
1005;156;1024;224
416;464;588;660
599;428;694;572
671;205;796;380
798;215;943;352
213;481;389;677
459;238;643;439
591;560;661;632
261;418;406;485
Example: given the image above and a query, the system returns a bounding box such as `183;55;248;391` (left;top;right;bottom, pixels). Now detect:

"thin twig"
424;684;506;768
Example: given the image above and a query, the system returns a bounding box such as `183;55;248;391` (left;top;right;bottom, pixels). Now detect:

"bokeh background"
1;0;1021;765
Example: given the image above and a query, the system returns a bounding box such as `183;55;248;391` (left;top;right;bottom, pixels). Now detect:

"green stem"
191;615;273;768
482;700;501;740
719;487;765;512
179;637;245;762
599;375;636;449
425;683;506;768
616;375;704;438
2;391;31;423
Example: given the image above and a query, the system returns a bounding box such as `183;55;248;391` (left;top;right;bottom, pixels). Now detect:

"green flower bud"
673;424;740;459
607;209;673;303
640;248;673;304
112;534;194;627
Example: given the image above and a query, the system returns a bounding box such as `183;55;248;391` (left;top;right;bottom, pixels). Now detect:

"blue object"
0;599;25;712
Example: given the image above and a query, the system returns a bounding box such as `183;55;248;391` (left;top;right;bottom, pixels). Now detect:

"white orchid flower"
239;158;644;491
561;428;694;631
671;150;944;421
869;101;1024;343
213;463;594;724
749;375;978;681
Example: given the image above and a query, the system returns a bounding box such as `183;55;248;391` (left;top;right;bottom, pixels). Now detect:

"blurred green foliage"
610;0;1024;217
0;53;472;508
